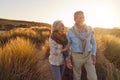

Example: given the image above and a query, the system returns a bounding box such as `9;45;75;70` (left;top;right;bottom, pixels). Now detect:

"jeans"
51;64;65;80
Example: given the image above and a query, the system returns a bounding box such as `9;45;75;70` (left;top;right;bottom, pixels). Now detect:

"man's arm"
66;29;72;61
91;32;96;56
91;32;97;65
66;30;73;69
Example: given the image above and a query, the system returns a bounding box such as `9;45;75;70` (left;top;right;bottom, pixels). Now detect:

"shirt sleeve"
66;29;72;46
91;32;96;56
66;30;72;61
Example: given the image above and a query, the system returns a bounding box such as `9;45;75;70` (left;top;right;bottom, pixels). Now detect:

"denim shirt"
67;27;96;56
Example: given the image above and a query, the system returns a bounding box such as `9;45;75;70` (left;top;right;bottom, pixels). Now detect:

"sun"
85;6;116;28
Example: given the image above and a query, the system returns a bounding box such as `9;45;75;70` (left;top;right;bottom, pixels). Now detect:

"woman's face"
58;23;65;34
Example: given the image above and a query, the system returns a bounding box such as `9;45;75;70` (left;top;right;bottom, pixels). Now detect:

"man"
66;11;97;80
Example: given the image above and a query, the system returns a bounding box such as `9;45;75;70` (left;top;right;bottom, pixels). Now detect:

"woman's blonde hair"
51;20;63;32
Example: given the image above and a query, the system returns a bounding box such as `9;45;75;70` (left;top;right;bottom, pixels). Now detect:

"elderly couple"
49;11;97;80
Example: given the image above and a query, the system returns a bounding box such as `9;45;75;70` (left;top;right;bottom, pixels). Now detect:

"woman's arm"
61;45;69;53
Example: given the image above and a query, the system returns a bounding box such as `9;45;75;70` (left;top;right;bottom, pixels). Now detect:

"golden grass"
0;27;120;80
0;27;50;47
95;33;120;80
0;37;42;80
97;34;120;69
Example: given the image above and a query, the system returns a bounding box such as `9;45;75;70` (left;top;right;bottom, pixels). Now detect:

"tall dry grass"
0;27;120;80
95;34;120;80
99;34;120;69
0;27;50;47
0;37;44;80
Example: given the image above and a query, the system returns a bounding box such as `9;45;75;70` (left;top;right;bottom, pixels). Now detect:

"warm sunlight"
85;6;116;28
0;0;120;28
0;0;120;80
56;5;118;28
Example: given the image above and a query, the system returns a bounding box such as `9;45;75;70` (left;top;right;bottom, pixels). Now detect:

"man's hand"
66;60;72;69
92;55;96;65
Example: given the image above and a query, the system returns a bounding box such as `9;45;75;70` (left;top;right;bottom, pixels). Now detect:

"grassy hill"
0;18;51;30
0;25;120;80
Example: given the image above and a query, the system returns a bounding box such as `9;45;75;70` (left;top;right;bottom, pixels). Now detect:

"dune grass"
99;34;120;69
0;27;52;80
0;37;44;80
0;27;50;47
0;27;120;80
95;33;120;80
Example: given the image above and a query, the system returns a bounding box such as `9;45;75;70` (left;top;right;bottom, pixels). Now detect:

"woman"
49;20;68;80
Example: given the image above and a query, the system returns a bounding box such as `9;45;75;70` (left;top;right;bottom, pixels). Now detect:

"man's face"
74;13;85;25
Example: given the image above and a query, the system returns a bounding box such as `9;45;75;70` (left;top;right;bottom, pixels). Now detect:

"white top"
49;37;64;66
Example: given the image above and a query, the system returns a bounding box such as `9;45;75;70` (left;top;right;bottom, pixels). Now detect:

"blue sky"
0;0;120;28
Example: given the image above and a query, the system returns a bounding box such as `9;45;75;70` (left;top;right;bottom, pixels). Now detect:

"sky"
0;0;120;28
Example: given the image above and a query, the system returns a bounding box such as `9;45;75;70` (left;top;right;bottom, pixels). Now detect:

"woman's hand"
61;45;69;53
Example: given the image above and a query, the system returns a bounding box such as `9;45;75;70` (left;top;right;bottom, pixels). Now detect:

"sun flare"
85;6;116;28
59;6;117;28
